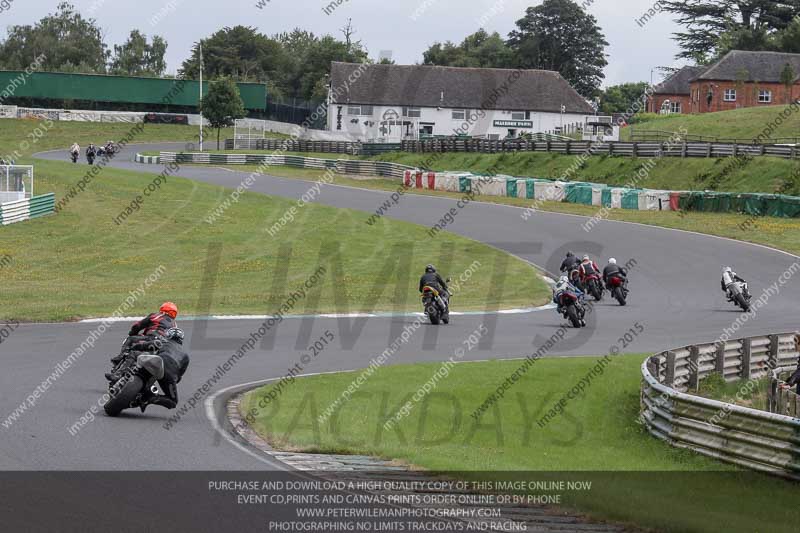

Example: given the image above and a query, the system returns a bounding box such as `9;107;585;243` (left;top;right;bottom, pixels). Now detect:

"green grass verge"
0;159;547;321
242;355;800;533
623;105;800;142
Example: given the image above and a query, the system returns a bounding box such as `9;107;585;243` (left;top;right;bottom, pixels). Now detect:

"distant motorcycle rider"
86;143;97;163
419;264;449;307
721;267;750;301
560;251;581;274
70;143;80;156
578;255;601;285
552;275;586;326
140;327;190;412
109;302;178;368
603;258;628;288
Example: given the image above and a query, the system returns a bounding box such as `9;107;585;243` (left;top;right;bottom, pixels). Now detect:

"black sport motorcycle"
104;337;164;417
86;151;96;165
70;150;79;163
421;280;451;325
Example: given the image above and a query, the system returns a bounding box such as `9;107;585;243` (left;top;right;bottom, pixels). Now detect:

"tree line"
2;0;799;115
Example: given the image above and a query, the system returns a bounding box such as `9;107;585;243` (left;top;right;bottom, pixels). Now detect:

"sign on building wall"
493;120;533;128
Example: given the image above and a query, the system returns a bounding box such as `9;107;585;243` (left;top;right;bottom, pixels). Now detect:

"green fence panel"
777;195;800;218
506;179;517;198
621;189;642;210
740;193;768;216
525;179;536;199
601;188;612;208
459;177;471;193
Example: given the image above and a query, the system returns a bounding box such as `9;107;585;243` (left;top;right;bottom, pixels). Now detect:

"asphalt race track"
4;142;799;473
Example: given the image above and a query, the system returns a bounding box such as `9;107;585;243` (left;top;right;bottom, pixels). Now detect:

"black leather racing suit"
143;340;190;410
419;272;449;308
603;264;628;287
560;256;581;273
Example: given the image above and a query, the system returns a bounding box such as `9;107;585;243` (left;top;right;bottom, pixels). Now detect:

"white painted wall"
327;102;586;141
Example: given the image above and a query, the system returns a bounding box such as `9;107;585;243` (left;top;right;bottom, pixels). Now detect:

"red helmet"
160;302;178;319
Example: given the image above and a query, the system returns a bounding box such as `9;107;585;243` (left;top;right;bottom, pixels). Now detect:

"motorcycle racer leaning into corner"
138;327;190;412
552;275;586;326
721;266;750;302
108;302;178;371
419;264;450;305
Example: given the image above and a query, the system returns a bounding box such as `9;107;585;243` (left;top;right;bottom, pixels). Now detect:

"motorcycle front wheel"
104;376;144;417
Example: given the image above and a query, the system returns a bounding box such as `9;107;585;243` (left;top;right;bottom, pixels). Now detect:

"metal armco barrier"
157;152;415;180
225;137;799;159
402;139;799;159
0;193;55;226
134;154;160;164
227;138;361;154
641;332;800;479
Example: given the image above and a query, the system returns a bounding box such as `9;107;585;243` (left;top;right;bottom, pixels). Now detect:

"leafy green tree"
661;1;800;61
110;30;167;76
423;30;514;68
774;17;800;53
599;82;650;114
200;78;246;149
0;2;108;72
780;62;797;103
507;0;609;97
181;26;287;83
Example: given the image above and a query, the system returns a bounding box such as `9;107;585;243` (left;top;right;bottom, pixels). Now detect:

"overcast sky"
4;0;689;87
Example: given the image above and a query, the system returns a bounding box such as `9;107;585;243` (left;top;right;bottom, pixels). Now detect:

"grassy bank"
0;159;547;321
623;105;800;142
242;355;800;533
0;118;239;160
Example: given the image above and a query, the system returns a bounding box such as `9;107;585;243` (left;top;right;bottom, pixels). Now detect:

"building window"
758;90;772;103
511;111;526;120
402;107;421;118
670;101;682;114
452;109;466;120
347;105;373;116
724;89;736;102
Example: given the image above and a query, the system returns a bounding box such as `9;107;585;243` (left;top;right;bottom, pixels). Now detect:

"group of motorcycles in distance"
69;141;118;164
555;254;629;329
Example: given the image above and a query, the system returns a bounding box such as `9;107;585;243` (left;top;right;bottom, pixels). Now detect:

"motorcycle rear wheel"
566;305;582;328
104;376;144;417
613;287;627;306
735;293;750;312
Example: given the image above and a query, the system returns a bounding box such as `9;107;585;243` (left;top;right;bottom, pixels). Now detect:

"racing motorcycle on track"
584;272;604;301
70;150;79;163
606;275;628;306
728;280;751;312
556;290;587;329
104;337;164;417
421;279;451;325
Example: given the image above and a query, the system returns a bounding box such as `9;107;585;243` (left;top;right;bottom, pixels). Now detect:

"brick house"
647;51;800;114
648;66;704;114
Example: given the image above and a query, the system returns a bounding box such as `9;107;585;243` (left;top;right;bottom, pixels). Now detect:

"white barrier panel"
473;177;506;197
0;105;18;119
533;181;565;202
610;188;625;209
0;191;25;203
435;174;461;192
640;190;672;211
591;186;604;206
516;179;528;199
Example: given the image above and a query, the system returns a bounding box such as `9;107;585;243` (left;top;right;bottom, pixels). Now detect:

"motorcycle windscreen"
137;354;165;380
